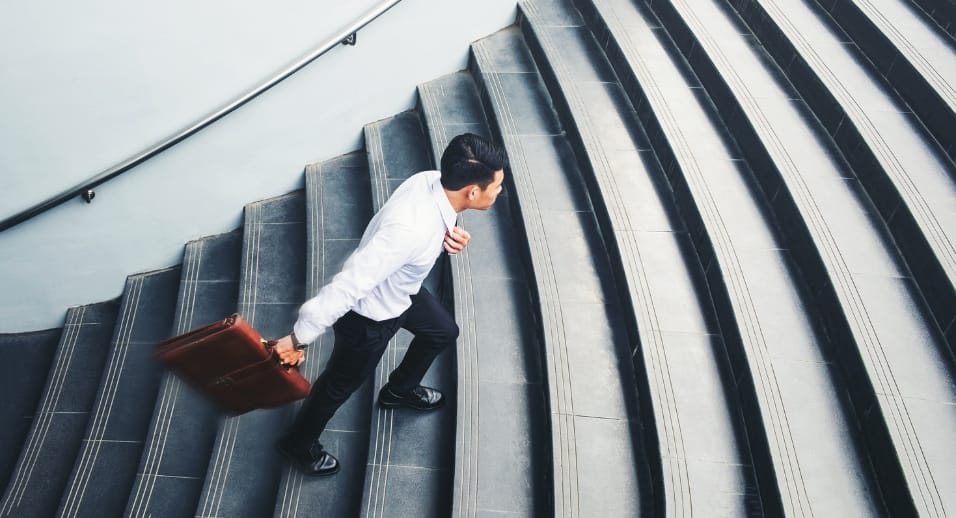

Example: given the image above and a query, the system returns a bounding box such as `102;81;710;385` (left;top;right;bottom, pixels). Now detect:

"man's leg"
383;288;458;402
284;311;399;449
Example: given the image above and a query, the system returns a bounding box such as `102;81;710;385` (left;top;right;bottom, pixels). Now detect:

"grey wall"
0;0;516;332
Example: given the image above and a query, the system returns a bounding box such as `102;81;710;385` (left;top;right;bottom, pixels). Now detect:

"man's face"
472;169;505;210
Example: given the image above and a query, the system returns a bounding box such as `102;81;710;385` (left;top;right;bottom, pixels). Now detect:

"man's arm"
275;222;417;366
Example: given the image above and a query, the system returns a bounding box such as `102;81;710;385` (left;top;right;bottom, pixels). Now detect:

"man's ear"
468;186;478;200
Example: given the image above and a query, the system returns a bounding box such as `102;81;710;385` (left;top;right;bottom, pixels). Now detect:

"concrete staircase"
1;0;953;515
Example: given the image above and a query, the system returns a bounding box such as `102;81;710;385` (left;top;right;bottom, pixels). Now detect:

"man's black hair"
439;133;508;191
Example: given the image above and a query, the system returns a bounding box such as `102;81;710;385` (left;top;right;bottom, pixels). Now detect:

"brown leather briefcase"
155;314;310;415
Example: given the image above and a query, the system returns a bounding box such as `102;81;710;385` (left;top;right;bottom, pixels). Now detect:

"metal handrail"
0;0;403;232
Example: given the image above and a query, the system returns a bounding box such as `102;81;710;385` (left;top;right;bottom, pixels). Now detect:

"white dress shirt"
292;170;457;344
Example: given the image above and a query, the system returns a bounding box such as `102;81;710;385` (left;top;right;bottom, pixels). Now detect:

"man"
272;133;507;475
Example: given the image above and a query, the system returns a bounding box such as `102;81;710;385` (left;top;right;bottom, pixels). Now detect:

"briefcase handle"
261;339;298;371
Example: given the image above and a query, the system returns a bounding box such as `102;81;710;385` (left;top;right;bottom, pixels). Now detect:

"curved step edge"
518;1;764;516
811;0;956;166
471;25;652;518
0;302;117;518
419;70;552;518
360;112;458;518
124;230;241;518
727;0;956;356
55;267;181;518
193;192;307;518
273;154;375;518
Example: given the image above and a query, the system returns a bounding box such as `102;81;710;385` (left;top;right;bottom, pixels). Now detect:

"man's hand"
444;226;471;255
273;335;305;367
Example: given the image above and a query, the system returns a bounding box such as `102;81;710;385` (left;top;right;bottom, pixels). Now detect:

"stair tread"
194;192;306;518
821;0;956;160
519;0;762;514
125;230;242;518
0;328;59;493
750;0;956;332
0;316;98;518
273;153;374;518
367;111;436;212
578;0;900;514
473;25;649;517
55;267;180;517
908;0;956;42
419;70;551;517
719;0;956;514
358;111;456;518
834;0;956;112
672;0;956;403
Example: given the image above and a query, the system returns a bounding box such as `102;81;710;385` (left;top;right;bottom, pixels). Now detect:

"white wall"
0;0;516;332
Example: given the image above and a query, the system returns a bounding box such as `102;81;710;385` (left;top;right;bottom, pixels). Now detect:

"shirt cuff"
292;319;324;346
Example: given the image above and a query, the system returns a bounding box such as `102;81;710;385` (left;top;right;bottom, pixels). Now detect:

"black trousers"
285;287;458;447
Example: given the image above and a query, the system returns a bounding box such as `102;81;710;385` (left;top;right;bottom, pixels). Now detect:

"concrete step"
709;0;956;514
812;0;956;164
472;25;651;518
55;267;180;517
730;0;956;354
124;230;242;518
641;0;953;514
358;111;457;518
907;0;956;44
418;70;552;517
518;0;761;514
0;327;61;494
273;153;375;518
193;192;307;518
574;0;900;514
0;302;116;518
0;328;60;499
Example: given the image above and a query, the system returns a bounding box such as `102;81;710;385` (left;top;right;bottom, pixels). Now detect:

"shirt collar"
429;172;457;232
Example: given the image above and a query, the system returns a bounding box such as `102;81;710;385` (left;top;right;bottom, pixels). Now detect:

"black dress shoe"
378;384;444;410
276;436;340;476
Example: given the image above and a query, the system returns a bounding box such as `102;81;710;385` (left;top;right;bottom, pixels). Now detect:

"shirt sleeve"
292;222;417;344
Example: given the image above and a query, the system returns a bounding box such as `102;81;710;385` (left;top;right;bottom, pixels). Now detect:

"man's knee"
446;321;460;342
423;318;458;346
317;372;358;402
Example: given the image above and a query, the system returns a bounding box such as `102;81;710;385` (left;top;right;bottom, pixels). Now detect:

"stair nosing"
418;70;550;518
472;25;648;517
518;2;770;515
